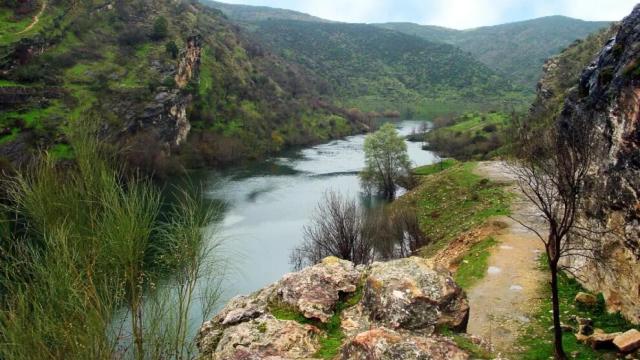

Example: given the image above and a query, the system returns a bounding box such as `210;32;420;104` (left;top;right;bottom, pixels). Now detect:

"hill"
203;0;328;23
0;0;368;172
218;18;528;118
378;16;611;88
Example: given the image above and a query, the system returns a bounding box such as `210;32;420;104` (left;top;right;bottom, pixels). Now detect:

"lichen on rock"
197;256;471;359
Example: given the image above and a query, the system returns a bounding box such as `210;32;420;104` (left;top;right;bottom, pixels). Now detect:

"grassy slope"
424;111;511;160
453;237;498;290
397;161;510;257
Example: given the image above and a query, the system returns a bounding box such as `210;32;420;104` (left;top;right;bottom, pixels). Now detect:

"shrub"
166;40;179;59
151;16;169;41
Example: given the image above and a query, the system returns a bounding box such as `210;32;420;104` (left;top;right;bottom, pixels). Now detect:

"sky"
218;0;638;29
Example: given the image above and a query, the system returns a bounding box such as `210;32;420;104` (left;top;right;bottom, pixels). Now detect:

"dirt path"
466;161;547;356
17;0;46;35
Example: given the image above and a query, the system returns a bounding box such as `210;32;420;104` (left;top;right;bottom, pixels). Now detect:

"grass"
270;282;363;359
397;162;510;257
440;327;494;359
517;260;636;359
454;237;498;290
413;159;457;176
0;129;226;358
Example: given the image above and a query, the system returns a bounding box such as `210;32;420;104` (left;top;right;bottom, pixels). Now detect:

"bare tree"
509;116;600;360
290;191;374;270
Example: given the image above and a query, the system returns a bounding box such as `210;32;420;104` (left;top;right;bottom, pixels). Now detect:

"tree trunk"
550;262;567;360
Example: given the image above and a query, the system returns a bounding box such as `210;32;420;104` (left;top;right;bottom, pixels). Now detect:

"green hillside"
378;16;611;88
242;20;528;118
0;0;366;172
203;0;328;23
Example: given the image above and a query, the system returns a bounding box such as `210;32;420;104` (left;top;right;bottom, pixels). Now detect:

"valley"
0;1;639;359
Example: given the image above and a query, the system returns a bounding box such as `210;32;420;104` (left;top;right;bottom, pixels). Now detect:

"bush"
151;16;169;41
117;27;148;47
165;40;179;59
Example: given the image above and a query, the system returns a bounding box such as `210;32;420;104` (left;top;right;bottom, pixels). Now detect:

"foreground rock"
197;257;471;359
614;329;640;353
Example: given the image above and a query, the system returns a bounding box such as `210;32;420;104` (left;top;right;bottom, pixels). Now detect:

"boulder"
362;257;469;332
575;292;598;307
614;329;640;353
276;257;361;323
203;315;321;359
341;328;469;360
197;257;472;359
588;331;622;349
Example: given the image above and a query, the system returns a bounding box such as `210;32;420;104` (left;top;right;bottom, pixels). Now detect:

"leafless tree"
290;191;374;270
509;116;602;360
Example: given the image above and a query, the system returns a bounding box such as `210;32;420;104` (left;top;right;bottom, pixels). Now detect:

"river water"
204;120;438;306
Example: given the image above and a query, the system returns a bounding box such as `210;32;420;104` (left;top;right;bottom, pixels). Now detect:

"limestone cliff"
556;5;640;324
197;257;475;359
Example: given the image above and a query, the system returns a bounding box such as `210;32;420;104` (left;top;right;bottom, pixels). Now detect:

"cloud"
217;0;638;28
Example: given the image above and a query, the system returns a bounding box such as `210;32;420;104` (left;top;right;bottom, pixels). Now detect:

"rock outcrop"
554;4;640;324
197;257;471;359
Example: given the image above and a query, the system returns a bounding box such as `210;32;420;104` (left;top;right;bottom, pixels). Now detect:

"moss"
454;237;498;290
269;282;364;359
257;322;267;333
50;144;75;160
440;327;493;359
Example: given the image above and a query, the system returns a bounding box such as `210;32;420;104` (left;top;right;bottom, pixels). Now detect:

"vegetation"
454;237;499;290
395;162;510;257
413;159;457;176
290;190;429;270
0;130;226;359
378;17;611;89
361;123;412;200
290;191;373;270
0;0;367;171
518;261;635;360
424;112;512;160
244;19;528;117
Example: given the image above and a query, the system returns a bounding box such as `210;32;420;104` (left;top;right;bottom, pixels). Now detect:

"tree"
360;123;412;200
151;16;169;41
165;40;179;59
290;191;374;270
510;116;599;360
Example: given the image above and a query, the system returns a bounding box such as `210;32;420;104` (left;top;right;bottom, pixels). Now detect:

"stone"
198;257;473;359
548;323;574;333
362;257;469;332
341;327;469;360
575;292;598;307
203;315;321;359
588;332;622;349
614;329;640;353
276;256;361;323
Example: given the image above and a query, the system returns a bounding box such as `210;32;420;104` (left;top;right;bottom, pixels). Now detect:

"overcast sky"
218;0;638;29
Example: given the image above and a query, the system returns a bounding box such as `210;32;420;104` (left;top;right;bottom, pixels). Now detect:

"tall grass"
0;132;225;359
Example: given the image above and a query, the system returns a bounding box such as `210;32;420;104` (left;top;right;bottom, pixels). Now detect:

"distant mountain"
204;3;527;117
203;0;329;23
377;16;612;88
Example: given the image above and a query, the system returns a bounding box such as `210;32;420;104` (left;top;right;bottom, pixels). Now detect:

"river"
205;120;438;307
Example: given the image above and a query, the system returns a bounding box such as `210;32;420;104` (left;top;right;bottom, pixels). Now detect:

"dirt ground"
455;161;548;356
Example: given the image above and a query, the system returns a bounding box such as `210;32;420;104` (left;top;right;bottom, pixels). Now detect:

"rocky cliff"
197;257;475;359
557;5;640;324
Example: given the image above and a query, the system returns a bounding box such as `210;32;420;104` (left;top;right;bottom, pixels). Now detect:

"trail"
466;161;547;356
16;0;46;35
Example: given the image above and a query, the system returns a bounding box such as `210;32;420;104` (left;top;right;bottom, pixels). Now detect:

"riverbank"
402;160;639;359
